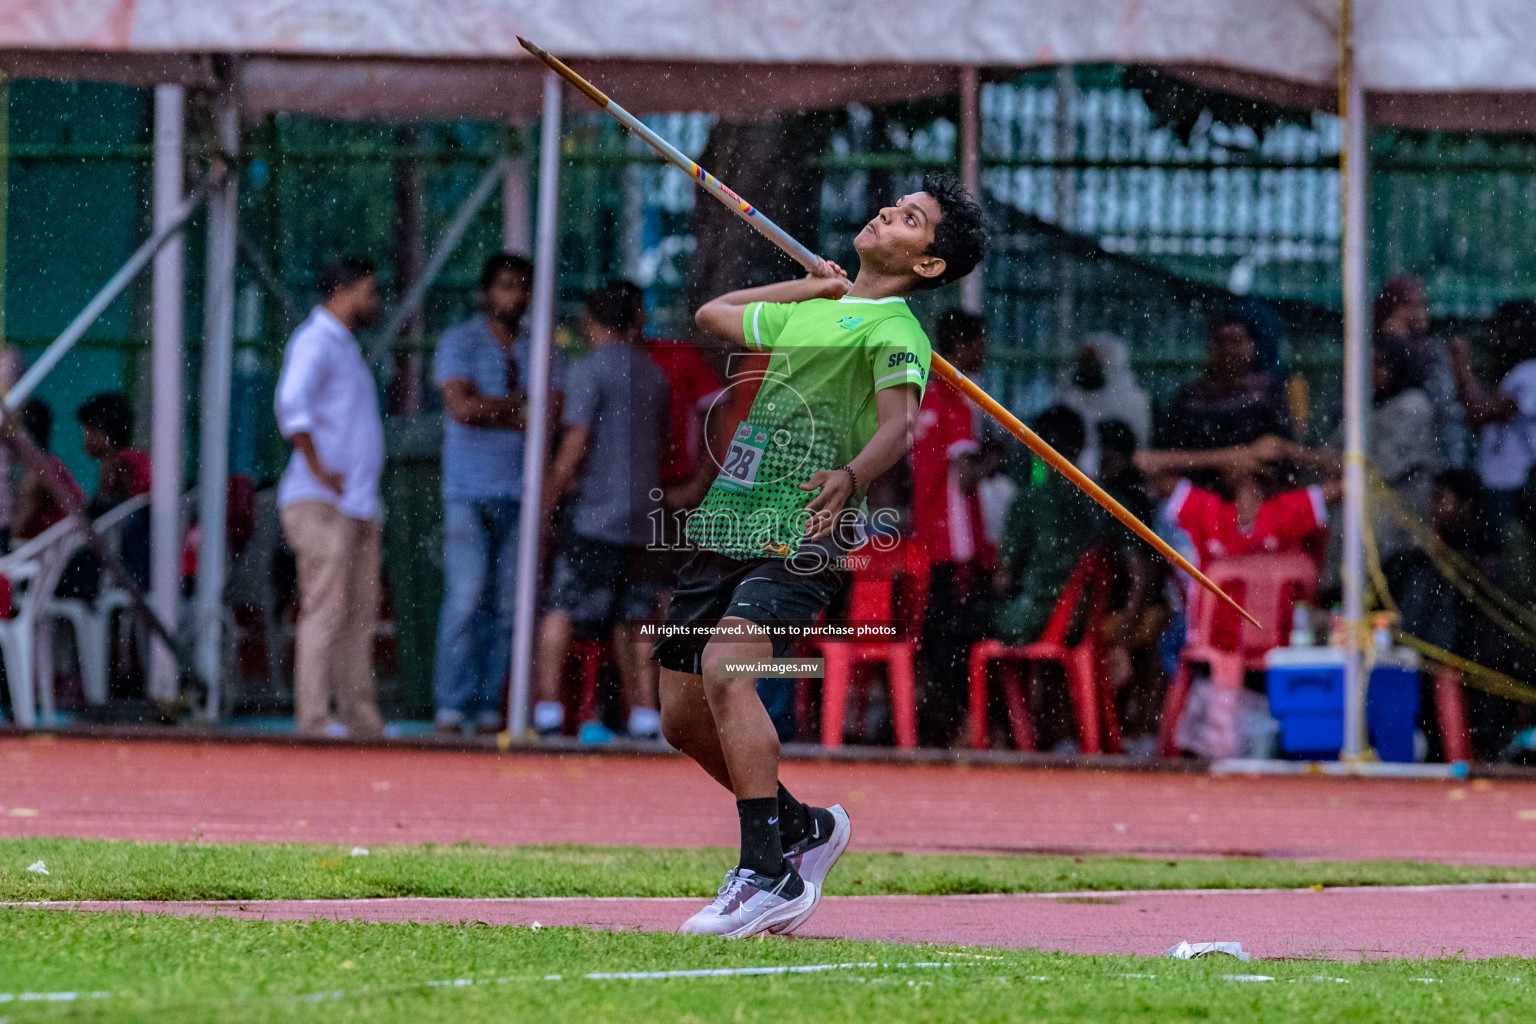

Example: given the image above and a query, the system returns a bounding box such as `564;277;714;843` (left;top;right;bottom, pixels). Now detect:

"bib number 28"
716;423;769;490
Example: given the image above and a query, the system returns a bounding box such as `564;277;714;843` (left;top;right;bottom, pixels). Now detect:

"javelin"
519;38;1258;628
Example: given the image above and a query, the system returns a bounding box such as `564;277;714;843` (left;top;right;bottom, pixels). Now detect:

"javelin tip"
516;36;611;108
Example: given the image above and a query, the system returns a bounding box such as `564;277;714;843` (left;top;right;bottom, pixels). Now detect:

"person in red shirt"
645;338;724;490
912;309;995;747
77;392;152;515
1136;436;1340;571
77;391;154;590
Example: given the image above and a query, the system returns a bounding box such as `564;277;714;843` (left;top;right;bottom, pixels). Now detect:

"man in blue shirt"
433;253;565;735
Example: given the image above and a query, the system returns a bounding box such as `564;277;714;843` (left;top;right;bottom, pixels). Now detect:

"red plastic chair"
968;545;1117;753
815;541;929;748
1157;552;1318;758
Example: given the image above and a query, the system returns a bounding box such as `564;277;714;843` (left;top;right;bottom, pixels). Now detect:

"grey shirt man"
562;343;671;547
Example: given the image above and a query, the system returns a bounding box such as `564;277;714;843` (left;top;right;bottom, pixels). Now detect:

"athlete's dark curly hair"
915;172;989;291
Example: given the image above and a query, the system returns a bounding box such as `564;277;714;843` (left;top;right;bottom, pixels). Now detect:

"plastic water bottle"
1372;612;1393;653
1289;603;1314;647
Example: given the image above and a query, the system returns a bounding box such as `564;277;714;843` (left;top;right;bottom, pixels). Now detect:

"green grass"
0;909;1531;1022
2;837;1536;902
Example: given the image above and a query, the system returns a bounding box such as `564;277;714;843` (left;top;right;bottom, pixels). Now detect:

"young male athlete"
653;173;988;937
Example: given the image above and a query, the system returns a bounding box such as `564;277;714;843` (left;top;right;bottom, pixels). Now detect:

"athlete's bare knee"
700;644;751;703
660;701;702;751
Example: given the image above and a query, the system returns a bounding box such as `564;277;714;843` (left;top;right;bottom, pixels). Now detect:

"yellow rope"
1393;632;1536;704
1358;463;1536;704
1367;469;1536;650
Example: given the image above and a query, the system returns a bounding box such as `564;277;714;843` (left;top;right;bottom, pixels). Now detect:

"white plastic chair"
0;516;83;726
45;494;152;709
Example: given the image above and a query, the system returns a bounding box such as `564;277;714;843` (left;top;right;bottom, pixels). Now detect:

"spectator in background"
1095;420;1169;743
1054;333;1151;478
1375;275;1467;467
1156;314;1291;451
10;398;84;543
0;348;22;551
912;309;996;747
1137;438;1339;759
974;432;1018;552
534;281;671;741
1136;437;1339;573
1234;297;1313;439
76;391;153;589
1501;474;1536;628
1451;300;1536;516
1387;469;1517;759
1370;334;1443;560
646;334;723;497
432;253;566;737
993;406;1108;648
274;255;386;740
77;393;151;514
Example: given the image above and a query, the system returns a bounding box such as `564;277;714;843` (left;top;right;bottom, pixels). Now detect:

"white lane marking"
11;970;1520;1006
585;961;952;980
0;991;113;1003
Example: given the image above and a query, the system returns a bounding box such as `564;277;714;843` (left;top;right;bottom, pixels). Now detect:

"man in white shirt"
1451;301;1536;510
275;256;387;739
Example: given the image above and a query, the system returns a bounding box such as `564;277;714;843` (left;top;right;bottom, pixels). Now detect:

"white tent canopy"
1;0;1534;127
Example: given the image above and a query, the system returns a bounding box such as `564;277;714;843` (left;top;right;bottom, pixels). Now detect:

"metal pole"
1053;65;1078;361
959;66;982;314
195;82;240;718
5;184;207;411
1339;0;1370;759
0;73;9;352
507;71;562;737
368;155;514;367
149;84;185;703
236;230;304;325
503;155;531;253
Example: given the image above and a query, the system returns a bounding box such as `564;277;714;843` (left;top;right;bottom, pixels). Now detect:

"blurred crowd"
31;253;1530;760
902;276;1536;760
274;257;1536;759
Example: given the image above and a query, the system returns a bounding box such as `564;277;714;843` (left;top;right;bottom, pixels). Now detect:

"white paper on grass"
1164;941;1251;962
25;860;48;875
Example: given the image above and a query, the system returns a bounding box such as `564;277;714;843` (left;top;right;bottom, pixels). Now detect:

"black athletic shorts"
651;536;847;674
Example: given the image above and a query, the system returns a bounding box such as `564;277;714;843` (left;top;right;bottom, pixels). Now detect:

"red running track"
31;886;1536;961
3;736;1536;864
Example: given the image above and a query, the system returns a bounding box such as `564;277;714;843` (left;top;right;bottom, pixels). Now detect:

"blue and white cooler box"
1263;646;1422;762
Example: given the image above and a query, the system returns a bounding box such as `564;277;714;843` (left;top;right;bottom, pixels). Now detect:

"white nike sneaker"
677;867;817;939
773;804;851;935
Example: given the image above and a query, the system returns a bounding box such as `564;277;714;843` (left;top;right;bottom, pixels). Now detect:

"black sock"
776;783;814;848
737;797;786;877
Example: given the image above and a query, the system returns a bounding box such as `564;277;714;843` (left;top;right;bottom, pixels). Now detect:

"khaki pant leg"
336;516;384;738
281;502;351;736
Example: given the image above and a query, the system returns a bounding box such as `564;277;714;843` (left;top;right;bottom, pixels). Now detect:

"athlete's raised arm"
800;382;921;540
694;259;850;344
